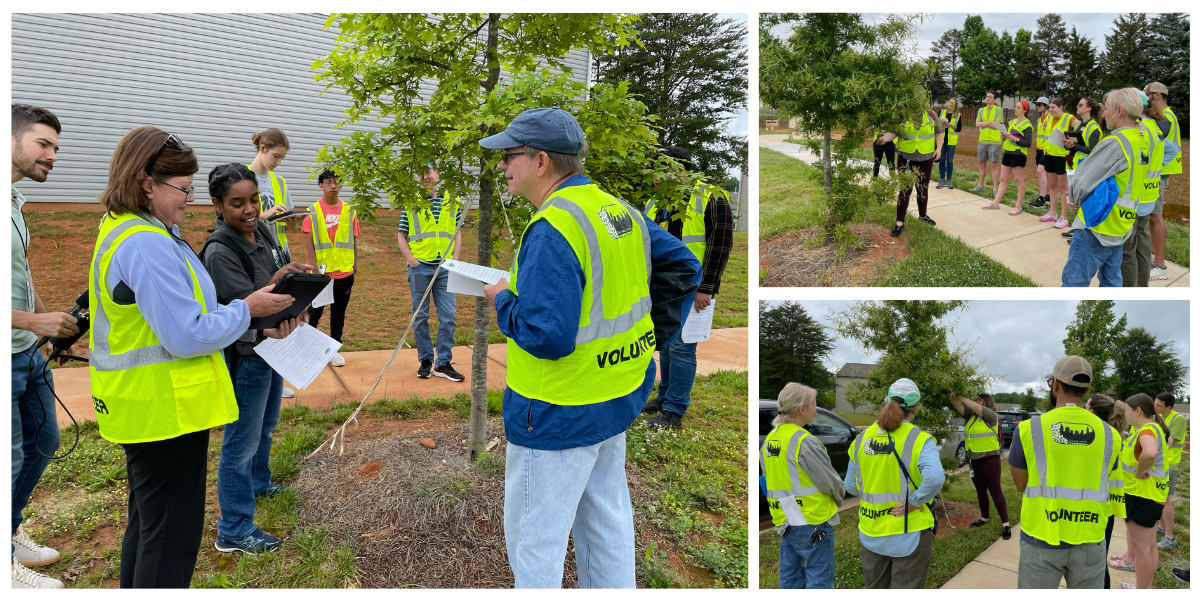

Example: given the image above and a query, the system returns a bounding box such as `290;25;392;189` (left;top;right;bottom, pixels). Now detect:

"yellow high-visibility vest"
1161;107;1182;175
310;200;356;273
406;197;461;261
1121;422;1169;503
978;105;1002;144
853;422;936;537
761;423;839;528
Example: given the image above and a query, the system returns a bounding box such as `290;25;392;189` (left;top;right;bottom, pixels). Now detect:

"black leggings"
969;454;1009;522
308;273;356;343
873;141;896;177
1104;514;1115;589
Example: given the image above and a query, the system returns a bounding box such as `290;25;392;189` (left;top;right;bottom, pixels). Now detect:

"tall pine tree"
1101;13;1151;91
1146;13;1189;134
1062;27;1101;113
1031;13;1069;97
759;301;837;401
930;28;964;96
1014;28;1039;100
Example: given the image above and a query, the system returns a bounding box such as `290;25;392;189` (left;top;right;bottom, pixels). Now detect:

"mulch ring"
932;498;989;539
759;223;911;287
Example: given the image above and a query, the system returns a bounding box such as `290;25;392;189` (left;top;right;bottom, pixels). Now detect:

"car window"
760;409;777;436
807;413;854;437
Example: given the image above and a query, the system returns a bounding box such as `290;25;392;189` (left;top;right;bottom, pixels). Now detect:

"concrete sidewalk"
760;134;1190;287
941;520;1136;589
51;327;748;427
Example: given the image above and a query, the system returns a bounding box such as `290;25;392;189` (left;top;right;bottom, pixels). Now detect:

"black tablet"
251;272;332;330
1065;129;1086;141
266;209;310;222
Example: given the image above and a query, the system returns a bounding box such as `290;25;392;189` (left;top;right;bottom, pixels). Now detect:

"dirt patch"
760;223;911;287
933;498;986;538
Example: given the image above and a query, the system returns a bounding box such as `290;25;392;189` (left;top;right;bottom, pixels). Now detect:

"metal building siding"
12;13;591;206
735;168;749;233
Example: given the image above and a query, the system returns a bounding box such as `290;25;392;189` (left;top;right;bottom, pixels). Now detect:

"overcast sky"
762;300;1190;396
719;13;750;160
768;13;1161;58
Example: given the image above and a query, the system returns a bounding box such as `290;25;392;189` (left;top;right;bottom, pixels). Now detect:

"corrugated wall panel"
735;168;749;232
13;13;590;207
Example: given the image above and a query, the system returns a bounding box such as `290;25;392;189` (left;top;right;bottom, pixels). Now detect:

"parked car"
997;410;1031;446
933;415;967;468
758;400;861;521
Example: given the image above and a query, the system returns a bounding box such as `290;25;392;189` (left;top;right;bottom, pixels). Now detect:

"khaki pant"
1017;539;1105;589
861;528;935;589
1121;214;1152;287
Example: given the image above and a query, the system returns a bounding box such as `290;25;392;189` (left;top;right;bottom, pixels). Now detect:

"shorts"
1001;153;1027;169
1043;154;1067;175
1036;150;1044;166
978;144;1002;162
1124;493;1164;528
1153;175;1169;215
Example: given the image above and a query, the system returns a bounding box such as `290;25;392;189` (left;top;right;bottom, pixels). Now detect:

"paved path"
760;134;1191;287
51;327;748;427
941;520;1136;589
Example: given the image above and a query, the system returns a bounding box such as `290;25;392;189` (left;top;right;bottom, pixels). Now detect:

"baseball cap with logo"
1052;355;1093;388
1145;82;1169;95
886;378;921;407
479;107;584;155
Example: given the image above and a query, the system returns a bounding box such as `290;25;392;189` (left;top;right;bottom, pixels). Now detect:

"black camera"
36;291;90;363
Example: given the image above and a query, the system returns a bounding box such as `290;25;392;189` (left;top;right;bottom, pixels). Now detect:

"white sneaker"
281;386;295;399
1150;264;1169;280
330;352;346;367
13;526;59;567
12;561;63;589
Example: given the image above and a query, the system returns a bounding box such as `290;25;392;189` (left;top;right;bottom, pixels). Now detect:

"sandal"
1008;208;1023;215
1108;557;1136;572
982;204;1001;210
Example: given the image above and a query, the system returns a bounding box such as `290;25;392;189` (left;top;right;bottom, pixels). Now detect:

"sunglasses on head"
145;132;187;174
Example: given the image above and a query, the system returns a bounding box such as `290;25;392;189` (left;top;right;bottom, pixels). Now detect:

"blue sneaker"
214;529;282;554
256;483;288;499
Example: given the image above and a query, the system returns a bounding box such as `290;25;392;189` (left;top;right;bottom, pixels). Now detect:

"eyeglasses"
145;132;187;174
161;181;194;199
499;151;526;166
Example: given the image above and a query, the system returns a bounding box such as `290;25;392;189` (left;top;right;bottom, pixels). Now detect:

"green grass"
1154;459;1191;589
760;148;1037;287
1165;221;1190;268
627;370;750;588
833;411;875;427
714;233;749;328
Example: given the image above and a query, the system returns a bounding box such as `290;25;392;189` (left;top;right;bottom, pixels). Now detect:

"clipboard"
251;272;331;330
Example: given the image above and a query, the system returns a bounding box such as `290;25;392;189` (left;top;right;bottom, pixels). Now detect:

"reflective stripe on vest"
964;412;1000;454
940;109;960;146
1024;414;1112;503
1037;115;1048;150
1018;407;1113;545
260;171;291;254
506;184;654;405
1122;423;1169;503
853;422;936;536
311;200;356;272
1071;120;1102;169
761;424;837;527
643;180;713;262
897;113;935;155
1162;107;1182;175
978;105;1002;143
1086;130;1141;245
407;197;461;261
1002;118;1031;155
1043;114;1074;157
1137;118;1165;204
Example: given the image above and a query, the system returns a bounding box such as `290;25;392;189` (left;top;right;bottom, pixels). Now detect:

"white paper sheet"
1047;129;1065;148
681;300;715;343
989;121;1009;134
254;324;342;389
311;279;334;308
442;260;511;297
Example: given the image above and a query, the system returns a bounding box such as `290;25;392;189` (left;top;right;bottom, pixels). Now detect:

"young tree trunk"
469;13;501;463
823;128;835;237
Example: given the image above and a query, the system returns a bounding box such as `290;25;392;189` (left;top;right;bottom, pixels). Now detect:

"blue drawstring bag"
1078;156;1120;227
759;474;768;498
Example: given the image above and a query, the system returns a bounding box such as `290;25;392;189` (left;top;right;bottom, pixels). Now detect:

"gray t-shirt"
11;185;37;353
199;218;286;357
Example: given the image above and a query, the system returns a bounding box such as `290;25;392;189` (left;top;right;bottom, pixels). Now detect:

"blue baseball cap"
479;107;584;155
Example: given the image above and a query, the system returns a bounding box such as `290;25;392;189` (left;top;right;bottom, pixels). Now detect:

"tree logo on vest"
598;204;634;240
1051;422;1095;446
863;436;894;456
766;440;782;457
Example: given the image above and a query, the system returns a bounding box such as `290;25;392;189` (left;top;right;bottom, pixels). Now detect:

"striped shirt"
396;195;462;234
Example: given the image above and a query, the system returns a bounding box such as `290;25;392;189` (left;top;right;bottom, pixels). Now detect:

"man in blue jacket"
482;108;700;588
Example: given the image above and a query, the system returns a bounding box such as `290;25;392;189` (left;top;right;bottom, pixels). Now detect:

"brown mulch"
759;223;912;287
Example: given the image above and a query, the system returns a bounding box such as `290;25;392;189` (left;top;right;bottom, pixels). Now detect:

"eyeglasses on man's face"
500;150;527;166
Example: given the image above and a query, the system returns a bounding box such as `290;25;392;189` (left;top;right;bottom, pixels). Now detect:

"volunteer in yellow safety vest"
1062;88;1147;287
89;127;298;587
1153;392;1186;549
971;91;1003;195
761;383;845;589
247;127;305;400
843;378;945;589
301;169;359;368
479;108;700;588
1083;393;1130;591
1120;96;1176;287
935;98;962;189
1115;394;1170;590
1037;98;1081;229
1008;356;1116;589
875;105;944;238
1031;97;1052;208
1060;97;1105;243
1143;82;1181;279
950;392;1010;539
984;99;1035;214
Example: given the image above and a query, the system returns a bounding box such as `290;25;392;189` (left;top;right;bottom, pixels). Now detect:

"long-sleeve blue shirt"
103;213;250;358
843;425;945;558
494;175;701;450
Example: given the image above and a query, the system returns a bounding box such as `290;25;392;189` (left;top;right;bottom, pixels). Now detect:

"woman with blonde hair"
936;98;963;189
762;383;844;588
844;379;944;588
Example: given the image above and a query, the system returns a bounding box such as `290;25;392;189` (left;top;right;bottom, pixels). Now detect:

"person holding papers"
984;100;1034;214
302;169;359;367
640;146;732;430
1038;99;1082;229
479;108;700;588
88;128;295;587
397;165;464;382
199;163;312;555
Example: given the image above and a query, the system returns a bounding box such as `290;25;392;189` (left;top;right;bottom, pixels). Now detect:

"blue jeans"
504;433;635;588
407;262;456;367
938;144;957;181
11;347;60;536
656;334;697;417
1061;228;1123;287
216;356;283;538
779;521;835;589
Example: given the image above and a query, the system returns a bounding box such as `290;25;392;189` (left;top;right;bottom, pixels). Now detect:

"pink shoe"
1054;217;1069;229
1039;213;1058;222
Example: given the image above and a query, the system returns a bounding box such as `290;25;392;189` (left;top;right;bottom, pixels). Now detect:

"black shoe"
1030;197;1046;208
1173;568;1189;584
641;399;664;414
919;215;937;226
1002;525;1012;540
1061;229;1074;238
645;410;683;429
969;518;990;528
417;360;433;379
433;363;465;382
890;224;904;237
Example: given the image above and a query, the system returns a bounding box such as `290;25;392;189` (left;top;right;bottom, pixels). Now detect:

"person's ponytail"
876;399;913;432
